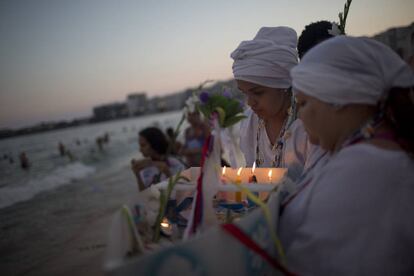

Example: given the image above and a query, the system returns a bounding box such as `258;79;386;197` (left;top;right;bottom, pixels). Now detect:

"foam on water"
0;111;184;210
0;162;96;209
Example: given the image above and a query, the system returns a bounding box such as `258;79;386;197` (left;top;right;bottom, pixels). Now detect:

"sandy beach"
28;214;113;276
0;163;139;276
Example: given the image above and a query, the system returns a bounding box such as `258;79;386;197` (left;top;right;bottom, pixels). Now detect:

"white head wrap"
291;36;414;105
231;26;299;89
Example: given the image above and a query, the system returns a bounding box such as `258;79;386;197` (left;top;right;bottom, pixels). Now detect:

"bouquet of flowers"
197;90;246;128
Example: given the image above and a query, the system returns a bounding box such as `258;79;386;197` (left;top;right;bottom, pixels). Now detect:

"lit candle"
221;166;227;183
249;161;257;183
218;166;228;201
235;167;243;202
160;217;173;237
248;162;258;206
268;169;273;183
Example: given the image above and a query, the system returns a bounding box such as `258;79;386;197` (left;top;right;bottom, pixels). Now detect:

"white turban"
291;36;414;105
231;26;299;89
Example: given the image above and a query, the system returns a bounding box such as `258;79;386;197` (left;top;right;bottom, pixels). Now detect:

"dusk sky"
1;0;413;129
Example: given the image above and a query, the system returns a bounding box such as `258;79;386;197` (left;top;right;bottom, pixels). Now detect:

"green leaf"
215;106;226;126
223;114;246;128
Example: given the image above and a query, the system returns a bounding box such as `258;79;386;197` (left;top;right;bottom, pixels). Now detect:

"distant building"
373;22;414;61
159;92;189;111
126;93;147;116
93;102;128;122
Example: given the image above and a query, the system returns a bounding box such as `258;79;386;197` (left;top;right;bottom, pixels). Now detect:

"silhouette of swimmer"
58;142;66;157
96;137;104;151
103;132;109;143
19;152;30;170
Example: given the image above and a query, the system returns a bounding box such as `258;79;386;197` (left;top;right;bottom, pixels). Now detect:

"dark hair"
298;21;334;59
139;127;169;155
386;87;414;155
166;127;174;138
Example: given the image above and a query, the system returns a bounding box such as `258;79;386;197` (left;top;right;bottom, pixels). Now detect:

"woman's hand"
152;160;171;177
131;158;154;191
131;158;153;175
131;158;170;176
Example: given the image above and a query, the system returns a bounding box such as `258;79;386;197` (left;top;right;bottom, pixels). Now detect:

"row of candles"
221;161;274;184
160;162;277;236
220;161;274;203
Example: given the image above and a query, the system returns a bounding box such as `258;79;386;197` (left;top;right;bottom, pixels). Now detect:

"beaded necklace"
255;98;296;168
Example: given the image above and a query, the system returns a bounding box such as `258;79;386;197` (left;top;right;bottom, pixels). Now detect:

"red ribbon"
191;134;212;234
222;223;297;276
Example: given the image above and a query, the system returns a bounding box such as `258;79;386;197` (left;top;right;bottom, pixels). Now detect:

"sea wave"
0;162;96;209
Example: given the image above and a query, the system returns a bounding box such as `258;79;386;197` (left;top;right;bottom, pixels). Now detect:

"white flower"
184;94;199;114
328;23;341;36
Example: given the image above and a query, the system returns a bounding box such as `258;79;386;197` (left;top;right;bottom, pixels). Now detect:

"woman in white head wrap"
279;36;414;275
231;26;324;180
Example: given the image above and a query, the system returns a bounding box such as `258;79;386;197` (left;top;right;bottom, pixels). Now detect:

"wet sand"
29;214;112;276
0;164;138;276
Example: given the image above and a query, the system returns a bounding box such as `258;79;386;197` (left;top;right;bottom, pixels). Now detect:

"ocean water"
0;111;184;209
0;110;184;275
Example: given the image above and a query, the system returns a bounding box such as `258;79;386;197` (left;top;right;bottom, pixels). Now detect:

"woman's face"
237;80;288;120
295;91;339;150
139;135;154;158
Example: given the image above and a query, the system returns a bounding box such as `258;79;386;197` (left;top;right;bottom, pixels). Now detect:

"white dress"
239;108;323;180
279;143;414;275
139;156;186;189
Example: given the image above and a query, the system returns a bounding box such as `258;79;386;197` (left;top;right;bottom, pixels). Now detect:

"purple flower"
223;89;232;98
238;100;245;110
199;91;210;104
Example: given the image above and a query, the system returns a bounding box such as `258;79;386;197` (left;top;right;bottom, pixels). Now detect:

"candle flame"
268;169;273;179
161;217;170;228
222;166;226;175
237;167;243;176
252;161;256;173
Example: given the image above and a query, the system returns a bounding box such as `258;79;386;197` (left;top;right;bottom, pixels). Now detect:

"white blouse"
279;143;414;275
239;108;323;180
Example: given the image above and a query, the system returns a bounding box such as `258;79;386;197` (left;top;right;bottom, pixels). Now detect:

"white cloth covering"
231;26;298;89
279;143;414;275
239;108;324;181
291;36;414;105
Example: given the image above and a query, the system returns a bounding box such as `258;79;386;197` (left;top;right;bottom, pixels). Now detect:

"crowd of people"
128;19;414;274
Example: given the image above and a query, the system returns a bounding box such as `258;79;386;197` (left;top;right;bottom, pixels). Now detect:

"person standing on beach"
231;26;324;181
